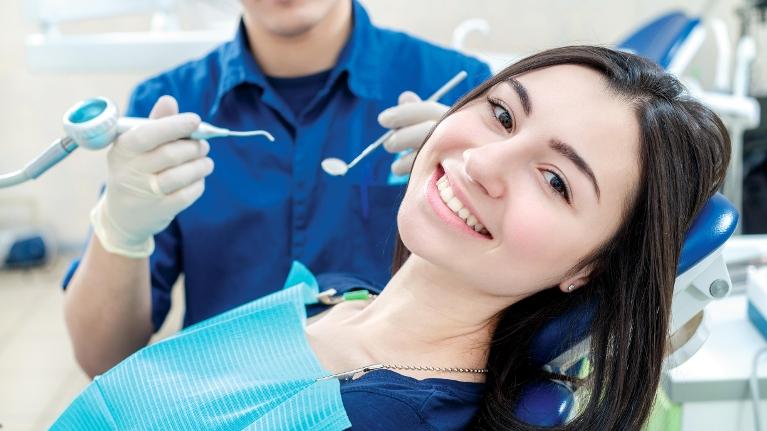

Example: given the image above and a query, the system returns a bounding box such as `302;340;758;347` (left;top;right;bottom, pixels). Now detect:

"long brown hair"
391;46;730;430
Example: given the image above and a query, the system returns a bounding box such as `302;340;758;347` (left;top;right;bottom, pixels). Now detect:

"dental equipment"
0;97;275;189
321;70;468;177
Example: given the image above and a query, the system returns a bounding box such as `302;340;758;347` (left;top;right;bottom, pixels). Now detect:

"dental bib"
51;262;351;431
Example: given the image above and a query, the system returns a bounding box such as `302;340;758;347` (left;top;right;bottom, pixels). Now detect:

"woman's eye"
488;98;514;131
543;170;571;202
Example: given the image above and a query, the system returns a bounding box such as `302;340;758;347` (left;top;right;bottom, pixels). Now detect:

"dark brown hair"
391;46;730;430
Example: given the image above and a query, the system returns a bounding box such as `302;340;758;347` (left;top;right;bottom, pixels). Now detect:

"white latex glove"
91;96;214;258
378;91;449;176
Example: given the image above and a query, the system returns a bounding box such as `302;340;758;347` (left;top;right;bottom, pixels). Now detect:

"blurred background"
0;0;766;429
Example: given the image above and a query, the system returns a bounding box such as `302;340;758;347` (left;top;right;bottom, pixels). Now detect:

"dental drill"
0;97;274;189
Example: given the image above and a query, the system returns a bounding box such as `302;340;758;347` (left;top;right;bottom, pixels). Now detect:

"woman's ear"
559;265;592;293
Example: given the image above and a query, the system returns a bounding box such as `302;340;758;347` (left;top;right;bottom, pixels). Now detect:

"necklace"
316;363;489;382
313;289;489;382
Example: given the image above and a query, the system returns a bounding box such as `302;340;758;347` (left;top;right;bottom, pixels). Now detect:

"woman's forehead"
510;64;612;97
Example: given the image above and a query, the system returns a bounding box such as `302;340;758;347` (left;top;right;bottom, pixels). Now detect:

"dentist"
62;0;491;377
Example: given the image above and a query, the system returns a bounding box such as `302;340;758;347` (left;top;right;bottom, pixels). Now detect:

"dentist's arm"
65;96;214;377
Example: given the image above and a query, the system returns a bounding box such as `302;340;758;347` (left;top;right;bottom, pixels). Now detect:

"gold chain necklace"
314;289;489;382
316;363;488;382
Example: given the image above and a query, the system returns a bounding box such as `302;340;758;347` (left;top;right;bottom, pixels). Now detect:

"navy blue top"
63;0;492;330
266;70;332;117
311;273;484;430
342;369;484;430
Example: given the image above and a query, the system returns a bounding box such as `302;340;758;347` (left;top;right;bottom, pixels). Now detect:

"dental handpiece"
64;98;275;150
0;97;274;189
115;117;276;141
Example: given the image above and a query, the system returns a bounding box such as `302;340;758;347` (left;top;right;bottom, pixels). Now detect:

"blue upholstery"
513;381;575;427
678;193;739;274
617;11;701;69
528;301;592;367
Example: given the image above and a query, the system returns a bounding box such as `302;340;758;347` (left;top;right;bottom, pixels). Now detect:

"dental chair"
617;11;703;74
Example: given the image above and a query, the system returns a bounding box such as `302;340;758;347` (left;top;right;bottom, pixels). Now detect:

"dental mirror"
321;158;351;176
321;70;467;177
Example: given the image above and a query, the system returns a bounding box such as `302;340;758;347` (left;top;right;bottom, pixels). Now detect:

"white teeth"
466;215;478;228
436;174;489;236
447;197;463;212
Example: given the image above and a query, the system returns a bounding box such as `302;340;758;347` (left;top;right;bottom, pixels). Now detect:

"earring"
567;284;575;292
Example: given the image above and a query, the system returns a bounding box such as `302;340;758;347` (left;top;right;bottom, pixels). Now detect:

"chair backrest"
514;193;739;426
617;11;702;69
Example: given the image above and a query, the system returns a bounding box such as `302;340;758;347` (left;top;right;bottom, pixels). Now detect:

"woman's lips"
425;165;492;240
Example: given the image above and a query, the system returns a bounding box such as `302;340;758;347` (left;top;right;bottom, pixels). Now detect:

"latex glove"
91;96;214;258
378;91;449;176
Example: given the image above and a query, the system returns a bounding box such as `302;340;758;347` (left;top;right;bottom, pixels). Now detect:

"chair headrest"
617;11;701;68
513;380;575;426
529;193;738;367
678;193;738;274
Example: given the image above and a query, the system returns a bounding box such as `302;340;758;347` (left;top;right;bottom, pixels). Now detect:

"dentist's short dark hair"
391;45;730;430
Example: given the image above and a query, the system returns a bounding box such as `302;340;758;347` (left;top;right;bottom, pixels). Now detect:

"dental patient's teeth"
447;197;463;212
466;215;478;228
436;173;490;237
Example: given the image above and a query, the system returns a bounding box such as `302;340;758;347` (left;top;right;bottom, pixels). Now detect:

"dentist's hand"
378;91;448;176
91;96;214;258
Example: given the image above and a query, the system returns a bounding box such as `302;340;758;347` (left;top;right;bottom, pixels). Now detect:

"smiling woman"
390;46;731;429
52;45;731;431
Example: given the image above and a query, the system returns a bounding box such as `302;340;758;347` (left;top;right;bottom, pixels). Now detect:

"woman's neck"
338;255;507;375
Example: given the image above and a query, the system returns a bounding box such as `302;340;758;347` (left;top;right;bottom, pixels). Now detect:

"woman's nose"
462;147;506;198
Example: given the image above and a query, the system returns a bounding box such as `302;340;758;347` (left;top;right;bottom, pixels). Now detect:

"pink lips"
425;165;491;240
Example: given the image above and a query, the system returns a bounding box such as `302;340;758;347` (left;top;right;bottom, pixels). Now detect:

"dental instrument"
321;70;468;177
0;97;274;189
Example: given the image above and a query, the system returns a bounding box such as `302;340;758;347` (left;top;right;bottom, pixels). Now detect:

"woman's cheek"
501;203;570;267
502;204;593;285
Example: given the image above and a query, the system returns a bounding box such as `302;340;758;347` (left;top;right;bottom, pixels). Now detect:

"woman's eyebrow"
550;138;601;201
503;77;531;116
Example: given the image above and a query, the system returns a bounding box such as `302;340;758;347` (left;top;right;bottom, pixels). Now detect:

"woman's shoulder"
340;369;483;431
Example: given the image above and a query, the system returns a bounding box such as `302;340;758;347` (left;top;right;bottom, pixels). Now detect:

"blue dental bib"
51;262;351;430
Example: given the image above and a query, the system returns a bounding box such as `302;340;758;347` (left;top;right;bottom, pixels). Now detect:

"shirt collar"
211;20;268;116
327;0;383;100
211;0;382;116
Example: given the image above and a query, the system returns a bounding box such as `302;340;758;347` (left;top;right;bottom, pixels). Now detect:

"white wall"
0;0;762;248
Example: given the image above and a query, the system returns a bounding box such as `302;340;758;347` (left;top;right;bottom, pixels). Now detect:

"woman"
56;46;730;430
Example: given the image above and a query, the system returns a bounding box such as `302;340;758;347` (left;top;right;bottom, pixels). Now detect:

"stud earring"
567;284;575;292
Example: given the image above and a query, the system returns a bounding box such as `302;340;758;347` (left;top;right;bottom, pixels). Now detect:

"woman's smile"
425;164;493;240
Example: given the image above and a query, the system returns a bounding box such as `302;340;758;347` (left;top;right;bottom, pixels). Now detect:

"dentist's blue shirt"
64;1;491;330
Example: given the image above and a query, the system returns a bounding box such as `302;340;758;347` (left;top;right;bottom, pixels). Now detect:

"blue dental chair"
617;11;702;71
